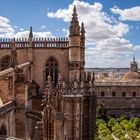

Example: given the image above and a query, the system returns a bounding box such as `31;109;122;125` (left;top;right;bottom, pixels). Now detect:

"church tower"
69;6;82;82
131;55;138;72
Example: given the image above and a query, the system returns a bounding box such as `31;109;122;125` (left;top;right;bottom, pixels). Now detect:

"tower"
131;55;138;72
69;6;82;82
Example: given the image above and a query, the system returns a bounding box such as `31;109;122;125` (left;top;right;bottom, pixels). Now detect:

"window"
101;91;105;97
112;91;116;97
45;57;58;87
132;91;136;97
122;92;126;97
0;55;10;70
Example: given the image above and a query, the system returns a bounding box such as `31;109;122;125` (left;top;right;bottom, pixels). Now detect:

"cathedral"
0;5;140;140
0;6;96;140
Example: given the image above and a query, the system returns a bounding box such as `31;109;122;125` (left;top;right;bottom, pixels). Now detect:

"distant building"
96;56;140;117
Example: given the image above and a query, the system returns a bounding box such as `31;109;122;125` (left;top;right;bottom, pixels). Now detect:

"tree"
96;102;107;120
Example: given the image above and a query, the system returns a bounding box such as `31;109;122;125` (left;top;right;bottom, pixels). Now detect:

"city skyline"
0;0;140;68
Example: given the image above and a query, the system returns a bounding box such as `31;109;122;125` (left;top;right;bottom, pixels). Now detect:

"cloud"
0;16;55;38
47;0;137;67
0;16;15;33
20;28;24;31
111;6;140;21
41;25;46;29
0;30;55;38
133;45;140;51
13;25;18;29
62;28;69;36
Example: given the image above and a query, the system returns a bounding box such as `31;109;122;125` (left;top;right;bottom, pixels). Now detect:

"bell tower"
131;55;138;72
69;6;83;82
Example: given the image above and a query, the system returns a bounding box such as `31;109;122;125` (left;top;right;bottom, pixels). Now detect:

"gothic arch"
0;55;10;71
45;56;59;87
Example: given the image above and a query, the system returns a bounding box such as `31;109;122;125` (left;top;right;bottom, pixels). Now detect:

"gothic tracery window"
0;55;10;71
45;57;58;87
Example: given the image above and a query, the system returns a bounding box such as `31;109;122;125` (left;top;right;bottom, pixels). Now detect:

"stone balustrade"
0;37;69;48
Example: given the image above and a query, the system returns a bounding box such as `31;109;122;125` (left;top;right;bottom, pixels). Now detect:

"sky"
0;0;140;68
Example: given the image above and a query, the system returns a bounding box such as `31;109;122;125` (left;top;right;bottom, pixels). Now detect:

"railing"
0;38;69;48
0;101;15;118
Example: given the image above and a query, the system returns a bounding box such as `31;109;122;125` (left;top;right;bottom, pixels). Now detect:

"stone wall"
0;79;13;103
0;47;69;89
96;84;140;117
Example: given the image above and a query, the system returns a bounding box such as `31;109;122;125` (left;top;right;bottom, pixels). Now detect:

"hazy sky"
0;0;140;68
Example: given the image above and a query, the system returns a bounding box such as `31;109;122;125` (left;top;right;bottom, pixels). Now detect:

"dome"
122;71;140;82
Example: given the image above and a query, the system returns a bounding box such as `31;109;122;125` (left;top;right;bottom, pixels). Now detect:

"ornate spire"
69;6;80;36
10;38;18;68
80;22;85;46
29;26;33;38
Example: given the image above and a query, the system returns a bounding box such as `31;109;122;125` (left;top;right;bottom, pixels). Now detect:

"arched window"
132;91;136;97
101;91;105;97
112;91;116;97
122;91;126;97
45;57;58;87
0;55;10;70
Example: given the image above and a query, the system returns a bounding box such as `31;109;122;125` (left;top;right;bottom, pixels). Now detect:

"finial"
47;75;51;83
81;22;85;37
29;26;33;38
69;5;80;36
81;22;85;30
73;5;76;14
